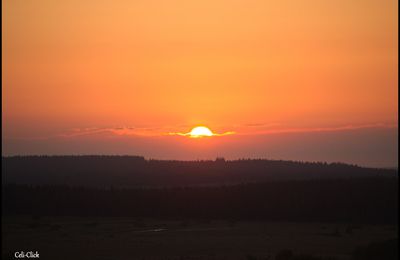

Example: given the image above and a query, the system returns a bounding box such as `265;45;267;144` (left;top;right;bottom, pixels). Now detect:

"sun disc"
189;126;214;138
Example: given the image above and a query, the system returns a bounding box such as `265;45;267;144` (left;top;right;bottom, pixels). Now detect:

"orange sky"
2;0;398;166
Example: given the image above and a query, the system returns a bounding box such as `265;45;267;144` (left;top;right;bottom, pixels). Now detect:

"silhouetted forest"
3;178;397;224
2;156;397;187
3;156;398;223
2;156;398;259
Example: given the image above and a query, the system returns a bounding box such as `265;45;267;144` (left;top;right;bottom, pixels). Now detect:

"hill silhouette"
2;156;397;187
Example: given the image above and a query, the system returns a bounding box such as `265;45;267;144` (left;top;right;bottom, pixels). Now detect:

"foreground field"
2;217;397;260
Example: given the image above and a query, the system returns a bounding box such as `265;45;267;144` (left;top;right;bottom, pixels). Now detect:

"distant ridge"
2;156;397;187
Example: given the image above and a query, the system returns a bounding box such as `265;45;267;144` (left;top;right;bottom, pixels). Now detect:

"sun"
189;126;214;138
167;126;235;138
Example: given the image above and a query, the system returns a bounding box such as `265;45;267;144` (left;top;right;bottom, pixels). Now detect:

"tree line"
3;178;397;224
2;156;397;187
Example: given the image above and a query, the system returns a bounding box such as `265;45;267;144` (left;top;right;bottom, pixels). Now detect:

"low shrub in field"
275;249;336;260
352;239;398;260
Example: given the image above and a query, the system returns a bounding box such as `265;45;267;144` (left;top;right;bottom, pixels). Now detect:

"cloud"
55;122;397;140
236;122;398;136
58;126;164;138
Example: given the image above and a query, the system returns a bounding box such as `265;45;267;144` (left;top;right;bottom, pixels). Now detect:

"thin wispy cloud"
57;127;163;138
236;123;397;136
55;122;397;139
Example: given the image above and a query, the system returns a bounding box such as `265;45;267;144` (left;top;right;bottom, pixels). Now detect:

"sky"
2;0;398;167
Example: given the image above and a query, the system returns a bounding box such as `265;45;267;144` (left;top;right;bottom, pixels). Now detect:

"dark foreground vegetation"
3;178;398;224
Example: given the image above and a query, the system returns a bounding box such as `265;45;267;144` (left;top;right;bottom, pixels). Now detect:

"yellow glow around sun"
189;126;214;138
167;126;235;138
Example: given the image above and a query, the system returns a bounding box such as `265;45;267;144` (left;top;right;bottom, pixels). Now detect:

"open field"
2;216;397;260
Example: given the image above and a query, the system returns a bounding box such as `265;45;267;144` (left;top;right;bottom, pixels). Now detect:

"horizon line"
2;154;398;170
